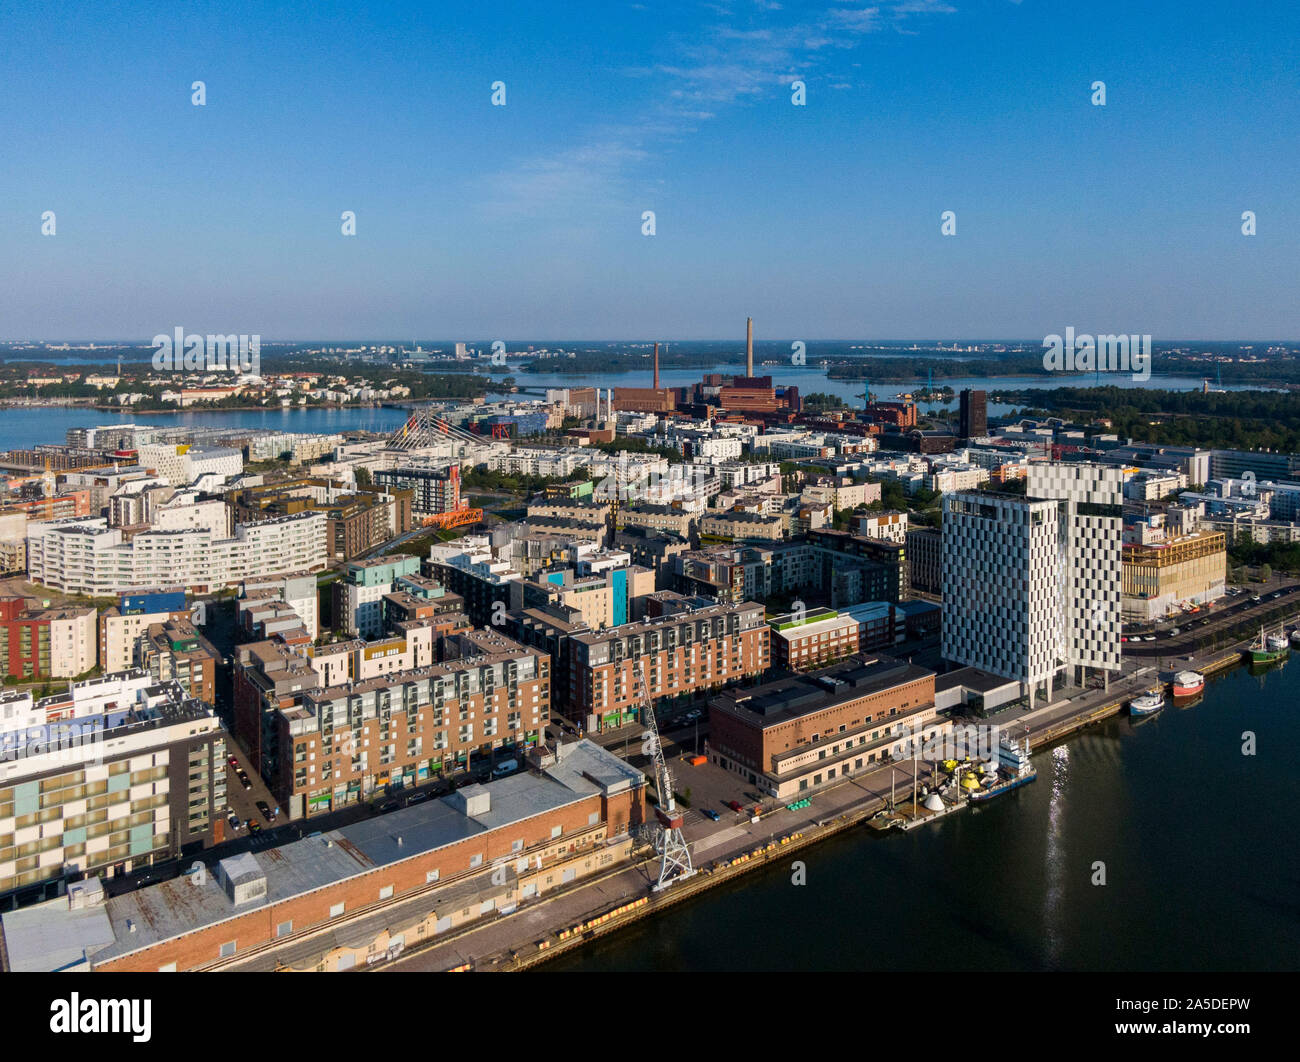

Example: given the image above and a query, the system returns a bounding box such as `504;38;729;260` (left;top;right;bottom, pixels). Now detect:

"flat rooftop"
712;654;933;728
2;740;639;970
934;667;1019;695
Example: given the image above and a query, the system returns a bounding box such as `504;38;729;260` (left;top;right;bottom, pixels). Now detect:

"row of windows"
213;821;609;963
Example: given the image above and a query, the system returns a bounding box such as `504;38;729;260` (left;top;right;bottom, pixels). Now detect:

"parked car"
405;792;429;805
227;812;242;831
227;756;239;768
701;808;720;821
237;772;253;790
378;800;399;813
256;800;272;821
725;800;744;812
248;820;262;835
1142;635;1156;642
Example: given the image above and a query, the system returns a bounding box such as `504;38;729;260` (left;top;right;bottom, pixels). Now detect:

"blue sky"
1;0;1297;341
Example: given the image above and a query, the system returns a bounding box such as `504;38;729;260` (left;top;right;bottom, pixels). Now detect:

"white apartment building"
101;608;184;673
106;478;175;528
27;511;327;596
0;513;27;576
0;672;225;904
716;461;781;489
925;464;989;493
1123;471;1186;502
247;432;345;464
240;573;320;640
137;443;243;488
151;496;231;536
658;433;742;461
488;448;584;479
801;479;881;512
856;510;909;543
941;463;1122;708
754;433;836;460
45;608;99;678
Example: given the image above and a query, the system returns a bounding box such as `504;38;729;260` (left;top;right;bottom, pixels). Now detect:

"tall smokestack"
653;342;660;390
745;317;754;378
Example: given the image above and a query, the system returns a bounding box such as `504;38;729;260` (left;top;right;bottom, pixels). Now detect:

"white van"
492;759;519;778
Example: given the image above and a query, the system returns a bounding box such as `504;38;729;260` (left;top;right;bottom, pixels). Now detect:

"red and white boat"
1172;670;1205;697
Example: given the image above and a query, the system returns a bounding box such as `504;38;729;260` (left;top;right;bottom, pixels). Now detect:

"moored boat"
968;732;1036;802
1129;688;1165;716
1248;625;1289;665
1171;670;1204;697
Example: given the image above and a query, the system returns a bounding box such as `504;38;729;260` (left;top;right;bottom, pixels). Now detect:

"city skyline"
2;0;1298;340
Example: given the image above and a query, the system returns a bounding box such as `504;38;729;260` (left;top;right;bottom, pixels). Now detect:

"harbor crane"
859;379;871;410
634;660;695;891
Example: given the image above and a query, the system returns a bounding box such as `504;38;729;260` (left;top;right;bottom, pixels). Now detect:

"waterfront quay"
383;627;1265;973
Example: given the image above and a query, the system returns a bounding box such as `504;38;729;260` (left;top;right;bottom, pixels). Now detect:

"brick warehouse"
1;741;645;972
707;654;942;799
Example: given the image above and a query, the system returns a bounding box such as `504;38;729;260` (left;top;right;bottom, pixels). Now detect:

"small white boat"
1129;688;1165;716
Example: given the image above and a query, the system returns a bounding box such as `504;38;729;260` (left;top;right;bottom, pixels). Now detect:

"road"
1124;580;1300;658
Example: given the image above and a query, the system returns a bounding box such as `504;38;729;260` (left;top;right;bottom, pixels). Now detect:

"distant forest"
520;350;722;374
1001;387;1300;452
828;352;1300;387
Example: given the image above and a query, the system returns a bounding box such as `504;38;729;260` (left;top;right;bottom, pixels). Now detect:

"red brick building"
8;742;648;972
568;600;769;729
708;654;939;798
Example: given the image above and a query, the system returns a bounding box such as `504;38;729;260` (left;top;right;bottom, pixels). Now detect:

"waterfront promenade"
383;628;1260;973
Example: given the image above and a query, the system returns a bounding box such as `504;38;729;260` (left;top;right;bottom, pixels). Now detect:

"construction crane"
605;456;625;539
634;660;695;891
604;453;640;542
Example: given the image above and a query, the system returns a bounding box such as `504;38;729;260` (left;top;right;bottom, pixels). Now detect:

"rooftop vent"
217;853;268;906
66;877;105;910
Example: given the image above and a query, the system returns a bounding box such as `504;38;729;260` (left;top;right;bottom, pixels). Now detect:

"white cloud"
481;2;958;221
